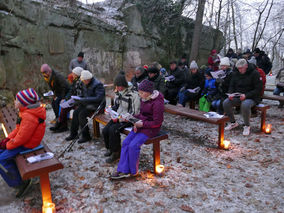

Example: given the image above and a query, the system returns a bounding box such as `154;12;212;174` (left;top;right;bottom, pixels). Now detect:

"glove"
0;138;9;150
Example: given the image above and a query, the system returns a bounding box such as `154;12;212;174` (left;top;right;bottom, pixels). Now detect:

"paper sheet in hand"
210;70;226;79
124;127;133;132
60;99;75;108
43;90;54;97
204;112;224;118
71;96;82;100
226;92;242;97
187;87;200;93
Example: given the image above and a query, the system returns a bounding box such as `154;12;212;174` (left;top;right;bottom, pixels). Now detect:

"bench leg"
93;119;100;138
153;142;161;174
218;123;225;148
189;101;195;109
40;173;52;204
260;110;266;132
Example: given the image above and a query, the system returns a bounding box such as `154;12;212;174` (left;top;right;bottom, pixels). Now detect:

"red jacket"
6;104;46;150
256;67;266;96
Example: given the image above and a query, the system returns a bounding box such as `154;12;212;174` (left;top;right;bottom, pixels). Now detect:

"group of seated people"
0;48;282;196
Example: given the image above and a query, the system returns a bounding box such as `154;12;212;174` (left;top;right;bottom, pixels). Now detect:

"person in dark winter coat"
253;48;272;75
225;48;237;59
50;67;84;133
147;67;166;95
273;68;284;108
65;70;105;143
223;59;262;136
40;64;70;121
164;61;185;105
110;79;164;180
0;88;46;197
208;49;220;71
177;60;204;107
131;66;148;91
103;71;140;163
248;57;266;96
211;57;233;114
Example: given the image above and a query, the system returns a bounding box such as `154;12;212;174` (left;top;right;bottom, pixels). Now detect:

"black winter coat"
79;78;105;106
148;74;166;95
229;64;262;103
65;77;84;100
214;68;233;100
165;67;184;90
131;72;148;91
183;71;204;91
48;70;70;98
256;54;272;75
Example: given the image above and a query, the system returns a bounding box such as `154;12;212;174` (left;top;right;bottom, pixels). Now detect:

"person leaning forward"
65;70;105;144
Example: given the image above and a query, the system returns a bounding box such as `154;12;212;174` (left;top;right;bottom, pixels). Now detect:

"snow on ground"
0;83;283;212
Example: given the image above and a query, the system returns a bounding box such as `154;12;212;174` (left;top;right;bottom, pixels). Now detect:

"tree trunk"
189;0;206;62
231;0;238;50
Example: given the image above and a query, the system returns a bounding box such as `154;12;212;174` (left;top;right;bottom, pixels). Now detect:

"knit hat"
114;71;128;87
72;67;83;76
253;48;260;54
16;88;39;106
211;49;217;54
236;59;248;68
138;79;154;93
80;70;93;81
190;60;198;69
147;67;159;74
220;57;230;66
78;52;84;57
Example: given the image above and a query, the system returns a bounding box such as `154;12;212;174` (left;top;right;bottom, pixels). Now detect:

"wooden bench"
264;88;274;92
0;105;63;207
93;113;168;174
262;94;284;102
255;105;270;132
164;104;229;148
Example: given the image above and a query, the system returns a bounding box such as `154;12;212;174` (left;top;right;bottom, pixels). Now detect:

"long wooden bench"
0;105;63;206
93;113;168;174
164;104;229;148
262;94;284;102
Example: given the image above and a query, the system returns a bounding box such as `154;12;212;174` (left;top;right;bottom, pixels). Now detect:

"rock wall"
0;0;224;96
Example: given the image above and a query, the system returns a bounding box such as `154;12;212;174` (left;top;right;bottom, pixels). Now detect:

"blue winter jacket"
79;78;105;105
202;78;217;96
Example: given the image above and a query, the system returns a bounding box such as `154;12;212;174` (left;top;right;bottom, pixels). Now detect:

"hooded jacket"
229;63;262;103
6;103;46;150
134;91;164;138
48;69;70;98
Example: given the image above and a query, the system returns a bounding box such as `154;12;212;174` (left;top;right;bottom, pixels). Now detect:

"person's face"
72;72;79;79
82;79;91;85
148;73;156;78
77;56;83;62
116;86;125;91
237;64;248;74
220;65;229;70
40;68;51;79
191;68;198;74
170;63;177;70
138;90;151;99
135;70;142;78
14;98;22;109
254;52;259;57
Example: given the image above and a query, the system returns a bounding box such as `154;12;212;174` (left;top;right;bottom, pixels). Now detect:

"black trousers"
102;120;131;153
52;97;63;118
164;88;179;105
70;105;93;138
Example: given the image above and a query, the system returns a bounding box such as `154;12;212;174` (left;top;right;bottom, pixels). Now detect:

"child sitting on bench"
110;79;164;180
0;88;46;197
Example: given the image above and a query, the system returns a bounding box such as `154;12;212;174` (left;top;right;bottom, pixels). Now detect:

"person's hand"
0;138;9;150
229;95;234;100
134;121;143;128
133;125;138;133
240;94;246;101
119;117;127;122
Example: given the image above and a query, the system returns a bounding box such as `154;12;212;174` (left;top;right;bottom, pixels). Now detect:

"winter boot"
49;121;61;131
16;179;32;198
106;152;120;163
104;149;112;157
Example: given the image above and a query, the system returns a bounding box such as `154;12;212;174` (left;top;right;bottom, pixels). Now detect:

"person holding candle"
223;59;262;136
110;79;164;179
0;88;46;197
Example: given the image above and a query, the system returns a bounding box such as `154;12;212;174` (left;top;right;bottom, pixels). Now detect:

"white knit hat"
190;60;198;69
80;70;93;81
236;59;248;68
72;67;83;76
220;57;230;66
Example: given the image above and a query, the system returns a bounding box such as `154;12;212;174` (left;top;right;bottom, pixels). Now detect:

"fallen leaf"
245;183;253;188
180;205;195;212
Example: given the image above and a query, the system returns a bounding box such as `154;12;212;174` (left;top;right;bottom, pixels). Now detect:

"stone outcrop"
0;0;224;96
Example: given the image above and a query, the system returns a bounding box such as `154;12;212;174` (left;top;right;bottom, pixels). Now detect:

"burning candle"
220;140;230;150
42;202;56;213
265;124;272;134
1;123;8;138
155;164;165;176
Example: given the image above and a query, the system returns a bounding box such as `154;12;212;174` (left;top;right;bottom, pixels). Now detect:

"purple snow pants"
117;131;149;175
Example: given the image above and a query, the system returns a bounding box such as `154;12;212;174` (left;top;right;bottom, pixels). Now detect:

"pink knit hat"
16;88;39;106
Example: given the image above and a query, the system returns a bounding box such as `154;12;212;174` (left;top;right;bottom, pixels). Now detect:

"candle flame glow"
1;123;8;138
156;165;164;174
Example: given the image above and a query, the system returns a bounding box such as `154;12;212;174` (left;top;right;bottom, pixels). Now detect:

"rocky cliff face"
0;0;224;96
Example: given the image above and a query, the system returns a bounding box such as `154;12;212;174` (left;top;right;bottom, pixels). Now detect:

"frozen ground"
0;78;283;213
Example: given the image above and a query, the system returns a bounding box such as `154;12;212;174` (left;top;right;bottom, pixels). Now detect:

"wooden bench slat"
262;94;284;101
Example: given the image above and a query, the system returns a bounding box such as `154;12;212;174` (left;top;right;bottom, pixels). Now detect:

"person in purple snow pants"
110;79;164;180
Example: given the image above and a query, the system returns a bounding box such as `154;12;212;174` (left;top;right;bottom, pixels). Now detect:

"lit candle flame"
42;202;56;213
265;124;272;134
156;165;164;175
222;140;230;149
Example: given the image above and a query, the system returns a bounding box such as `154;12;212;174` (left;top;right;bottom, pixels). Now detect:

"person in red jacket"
0;88;46;197
208;49;220;71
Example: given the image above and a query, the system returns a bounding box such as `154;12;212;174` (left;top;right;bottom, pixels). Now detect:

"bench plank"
262;94;284;102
